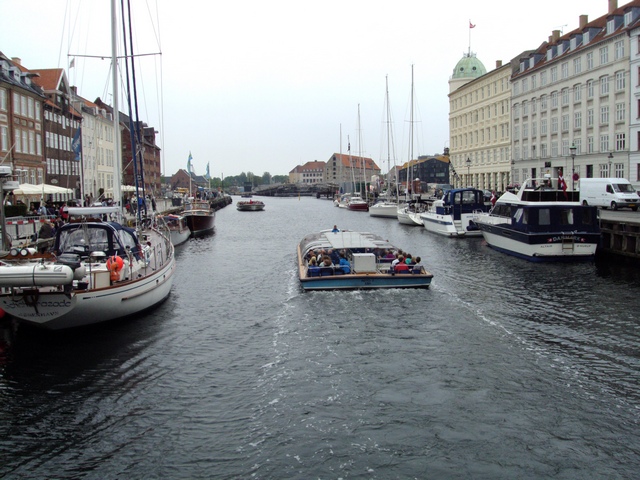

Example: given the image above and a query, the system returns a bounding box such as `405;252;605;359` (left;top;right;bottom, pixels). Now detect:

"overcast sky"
2;0;607;178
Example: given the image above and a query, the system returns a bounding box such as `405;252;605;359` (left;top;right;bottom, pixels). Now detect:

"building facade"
511;0;639;187
0;55;46;190
289;160;326;184
449;53;513;191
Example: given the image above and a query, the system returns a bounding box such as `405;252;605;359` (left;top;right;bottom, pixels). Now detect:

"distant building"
323;153;381;190
397;155;451;193
169;168;208;195
289;160;326;184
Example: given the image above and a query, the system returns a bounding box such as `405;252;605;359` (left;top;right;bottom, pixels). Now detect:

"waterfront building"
70;88;116;202
449;51;513;191
0;54;47;196
396;154;451;193
323;153;380;192
289;160;326;184
94;97;162;197
27;65;82;198
629;21;640;186
511;0;639;187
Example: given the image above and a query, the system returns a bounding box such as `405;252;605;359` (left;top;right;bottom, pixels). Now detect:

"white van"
578;177;639;211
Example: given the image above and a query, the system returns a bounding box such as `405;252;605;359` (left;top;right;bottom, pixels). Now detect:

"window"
600;76;609;95
522;78;529;92
601;106;609;124
616;102;626;122
562;88;569;105
574;84;582;102
13;92;20;115
574;57;582;74
587;80;594;98
588;136;594;153
600;134;609;152
587;52;594;69
552;117;558;133
541;143;547;157
600;45;609;65
551;66;558;82
561;114;569;131
541;118;548;135
0;88;6;112
616;71;625;91
551;91;558;108
561;62;569;79
541;71;548;86
0;126;7;151
615;40;625;60
532;74;537;89
588;108;594;126
574;111;582;128
541;95;548;110
616;133;626;151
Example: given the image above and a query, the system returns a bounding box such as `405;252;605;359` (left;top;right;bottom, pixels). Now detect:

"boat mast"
408;64;414;201
110;0;122;219
357;104;365;200
384;75;398;202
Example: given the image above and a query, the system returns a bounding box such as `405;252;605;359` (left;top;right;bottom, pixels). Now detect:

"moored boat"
297;229;433;290
421;188;489;237
183;199;215;236
369;200;398;218
158;213;190;246
236;199;265;211
0;206;176;330
473;177;600;261
347;195;369;212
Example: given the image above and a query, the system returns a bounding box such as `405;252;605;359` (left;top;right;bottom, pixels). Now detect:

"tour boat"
420;188;490;237
0;206;176;330
236;199;265;211
473;177;601;261
183;199;215;236
297;229;433;290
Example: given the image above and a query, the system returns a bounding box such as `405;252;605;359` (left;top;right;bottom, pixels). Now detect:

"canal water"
1;196;639;479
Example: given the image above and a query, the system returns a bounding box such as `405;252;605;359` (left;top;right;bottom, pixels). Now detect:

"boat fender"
73;265;87;281
106;256;124;282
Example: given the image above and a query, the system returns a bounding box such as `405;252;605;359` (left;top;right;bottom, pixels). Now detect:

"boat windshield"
57;226;113;255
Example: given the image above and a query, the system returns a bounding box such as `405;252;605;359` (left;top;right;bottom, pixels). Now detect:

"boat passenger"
391;255;402;270
412;256;423;274
321;255;333;267
329;249;340;265
395;260;409;273
338;254;351;274
332;225;340;233
308;257;320;277
405;253;413;265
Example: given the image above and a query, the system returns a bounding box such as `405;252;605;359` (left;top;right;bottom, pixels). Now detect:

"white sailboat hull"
369;202;398;218
0;255;176;330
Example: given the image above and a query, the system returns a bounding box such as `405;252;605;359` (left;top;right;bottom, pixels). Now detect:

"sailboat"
348;105;369;212
397;65;425;226
370;75;399;219
0;0;176;330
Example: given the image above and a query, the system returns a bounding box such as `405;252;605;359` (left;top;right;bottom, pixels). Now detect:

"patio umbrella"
35;184;74;194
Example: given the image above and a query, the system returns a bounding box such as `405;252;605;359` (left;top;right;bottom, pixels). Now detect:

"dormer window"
607;19;615;35
584;31;590;44
625;11;632;25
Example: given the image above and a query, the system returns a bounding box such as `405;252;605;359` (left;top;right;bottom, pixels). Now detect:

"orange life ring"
106;255;124;282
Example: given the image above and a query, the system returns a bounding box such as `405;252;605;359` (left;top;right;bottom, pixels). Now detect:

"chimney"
551;30;561;43
579;15;588;28
496;60;503;68
609;0;618;13
11;57;22;65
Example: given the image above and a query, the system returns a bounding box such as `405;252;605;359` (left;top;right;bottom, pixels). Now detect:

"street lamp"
466;157;471;187
608;152;613;177
569;143;576;190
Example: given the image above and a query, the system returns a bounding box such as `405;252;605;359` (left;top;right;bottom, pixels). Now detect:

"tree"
261;172;272;185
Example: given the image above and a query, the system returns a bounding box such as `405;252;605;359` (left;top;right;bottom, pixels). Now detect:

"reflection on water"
1;197;640;479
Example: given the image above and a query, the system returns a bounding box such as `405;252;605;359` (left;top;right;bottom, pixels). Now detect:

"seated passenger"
308;257;320;276
338;254;351;274
321;255;333;267
394;258;409;273
412;256;423;274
